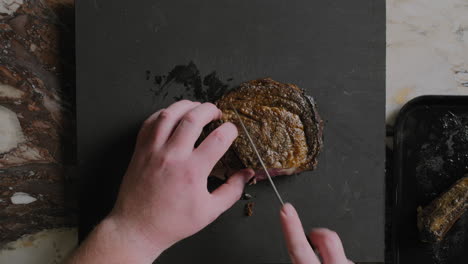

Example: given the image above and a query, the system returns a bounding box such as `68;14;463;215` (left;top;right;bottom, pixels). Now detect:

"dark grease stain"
145;70;151;80
154;75;162;85
203;71;229;102
145;61;232;102
173;95;184;101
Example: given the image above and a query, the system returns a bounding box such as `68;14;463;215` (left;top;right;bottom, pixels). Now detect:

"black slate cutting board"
76;0;385;262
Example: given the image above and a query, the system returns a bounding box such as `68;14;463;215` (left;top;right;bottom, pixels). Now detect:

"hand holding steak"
68;100;254;263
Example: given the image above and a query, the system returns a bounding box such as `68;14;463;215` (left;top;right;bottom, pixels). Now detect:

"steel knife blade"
230;104;285;205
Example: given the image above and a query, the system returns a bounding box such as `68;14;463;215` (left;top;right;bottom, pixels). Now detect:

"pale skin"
68;100;352;264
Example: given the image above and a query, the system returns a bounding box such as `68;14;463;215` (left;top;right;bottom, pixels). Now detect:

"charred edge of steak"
304;95;324;170
206;78;323;180
417;176;468;243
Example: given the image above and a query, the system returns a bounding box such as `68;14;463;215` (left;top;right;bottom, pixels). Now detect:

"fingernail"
282;203;296;216
243;169;255;183
226;122;239;136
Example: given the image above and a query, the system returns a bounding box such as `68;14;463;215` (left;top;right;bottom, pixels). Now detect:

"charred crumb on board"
145;62;232;102
245;202;254;216
241;193;252;200
247;176;257;185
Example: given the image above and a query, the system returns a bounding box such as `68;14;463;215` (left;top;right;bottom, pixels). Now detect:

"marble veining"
387;0;468;124
0;83;24;98
0;0;23;17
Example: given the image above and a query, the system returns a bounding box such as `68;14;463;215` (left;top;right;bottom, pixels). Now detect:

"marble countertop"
1;0;467;263
386;0;468;125
0;0;76;262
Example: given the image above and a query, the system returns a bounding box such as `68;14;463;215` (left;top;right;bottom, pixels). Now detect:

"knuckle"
142;113;161;130
183;112;198;124
288;244;309;260
158;109;172;121
156;154;177;167
179;99;192;104
202;102;216;108
204;102;219;113
142;118;153;127
321;230;341;248
211;130;227;144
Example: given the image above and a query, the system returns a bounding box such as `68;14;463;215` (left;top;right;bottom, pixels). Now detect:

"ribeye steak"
208;78;323;181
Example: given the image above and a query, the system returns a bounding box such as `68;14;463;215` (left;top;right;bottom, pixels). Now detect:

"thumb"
210;169;255;216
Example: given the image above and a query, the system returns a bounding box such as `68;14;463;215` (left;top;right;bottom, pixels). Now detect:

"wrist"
99;215;168;262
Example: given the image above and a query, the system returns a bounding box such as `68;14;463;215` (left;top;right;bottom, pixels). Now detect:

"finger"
308;228;348;264
280;203;320;264
193;122;238;174
210;169;254;216
153;100;200;147
168;103;221;151
136;109;163;148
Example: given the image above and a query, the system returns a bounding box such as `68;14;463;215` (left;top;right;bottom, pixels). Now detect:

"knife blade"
230;104;285;206
228;108;317;251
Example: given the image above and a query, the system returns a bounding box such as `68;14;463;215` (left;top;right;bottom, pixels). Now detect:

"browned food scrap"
245;202;255;217
208;78;323;182
241;193;252;200
417;176;468;243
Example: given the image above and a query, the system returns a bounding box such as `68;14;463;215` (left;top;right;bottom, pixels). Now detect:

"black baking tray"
392;96;468;264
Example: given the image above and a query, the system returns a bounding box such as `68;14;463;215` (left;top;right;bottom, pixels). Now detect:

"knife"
229;107;321;252
230;105;285;206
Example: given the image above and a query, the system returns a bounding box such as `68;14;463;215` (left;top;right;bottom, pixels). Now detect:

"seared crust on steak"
208;78;323;181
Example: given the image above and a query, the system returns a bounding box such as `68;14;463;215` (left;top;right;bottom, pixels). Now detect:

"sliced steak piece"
417;176;468;243
208;78;323;181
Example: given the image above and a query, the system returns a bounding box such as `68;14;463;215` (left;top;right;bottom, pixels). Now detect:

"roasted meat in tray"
417;177;468;243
